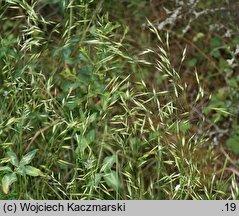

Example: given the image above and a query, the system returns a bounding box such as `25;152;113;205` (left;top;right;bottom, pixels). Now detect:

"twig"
25;119;60;152
216;167;239;177
220;146;239;169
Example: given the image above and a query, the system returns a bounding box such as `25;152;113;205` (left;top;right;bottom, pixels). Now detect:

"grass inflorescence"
0;0;238;199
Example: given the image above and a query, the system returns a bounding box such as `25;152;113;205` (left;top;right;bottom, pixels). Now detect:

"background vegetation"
0;0;238;199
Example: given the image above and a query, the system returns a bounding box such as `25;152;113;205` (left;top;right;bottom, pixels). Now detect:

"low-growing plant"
0;0;238;200
0;149;43;194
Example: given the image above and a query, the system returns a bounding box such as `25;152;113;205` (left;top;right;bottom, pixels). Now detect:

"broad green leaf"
100;155;116;173
75;136;89;155
2;173;17;194
210;37;222;48
75;130;96;155
19;149;38;166
87;173;103;187
210;49;220;58
87;129;96;142
0;166;12;173
89;113;97;123
103;171;122;191
16;165;26;176
7;151;19;167
25;165;43;177
227;128;239;155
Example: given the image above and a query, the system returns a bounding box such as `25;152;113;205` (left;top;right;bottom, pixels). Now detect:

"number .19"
225;203;236;211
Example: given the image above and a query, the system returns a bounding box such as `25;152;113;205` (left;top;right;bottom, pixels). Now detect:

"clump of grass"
0;0;236;199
